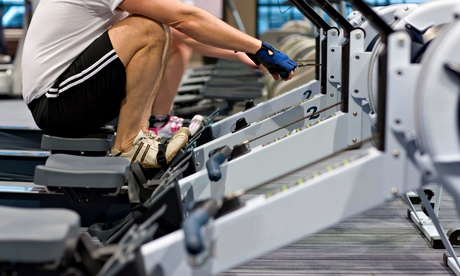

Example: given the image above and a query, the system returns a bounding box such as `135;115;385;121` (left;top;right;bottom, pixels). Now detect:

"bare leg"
150;29;260;118
108;15;171;153
151;29;193;116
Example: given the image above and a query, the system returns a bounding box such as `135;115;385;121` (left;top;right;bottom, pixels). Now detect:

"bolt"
353;111;358;116
331;31;337;36
392;149;400;157
330;93;334;97
397;34;405;47
355;32;362;39
391;187;398;195
196;162;200;167
352;138;357;143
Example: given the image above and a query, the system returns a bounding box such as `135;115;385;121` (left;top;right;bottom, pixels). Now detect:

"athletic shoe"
149;115;184;138
149;115;203;138
188;115;204;136
111;129;190;168
164;127;190;163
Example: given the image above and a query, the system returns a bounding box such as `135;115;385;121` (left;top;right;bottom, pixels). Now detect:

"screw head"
397;34;406;46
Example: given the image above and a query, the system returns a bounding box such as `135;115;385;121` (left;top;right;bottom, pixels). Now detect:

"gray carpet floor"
222;190;459;275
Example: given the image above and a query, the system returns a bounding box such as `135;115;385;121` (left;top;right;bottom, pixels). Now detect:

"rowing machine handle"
279;71;289;79
182;199;219;255
206;145;232;182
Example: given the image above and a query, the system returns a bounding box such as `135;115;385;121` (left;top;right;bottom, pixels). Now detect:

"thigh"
32;31;126;137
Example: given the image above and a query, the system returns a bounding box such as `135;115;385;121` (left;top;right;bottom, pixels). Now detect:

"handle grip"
279;71;289;79
182;199;218;255
206;146;232;182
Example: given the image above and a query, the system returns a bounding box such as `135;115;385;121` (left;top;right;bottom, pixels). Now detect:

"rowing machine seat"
34;154;129;189
0;205;80;263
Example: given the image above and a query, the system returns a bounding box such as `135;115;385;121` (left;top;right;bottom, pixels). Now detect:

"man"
22;0;296;169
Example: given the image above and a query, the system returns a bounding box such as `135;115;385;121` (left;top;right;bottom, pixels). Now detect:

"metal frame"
376;0;460;250
138;1;460;274
414;3;460;272
187;0;415;182
192;26;344;172
404;185;444;248
181;25;371;203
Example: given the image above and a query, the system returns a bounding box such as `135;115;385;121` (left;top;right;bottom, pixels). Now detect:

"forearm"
119;0;261;54
118;0;294;79
172;8;260;54
173;30;256;66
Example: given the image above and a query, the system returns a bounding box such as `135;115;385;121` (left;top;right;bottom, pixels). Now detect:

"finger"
283;71;294;81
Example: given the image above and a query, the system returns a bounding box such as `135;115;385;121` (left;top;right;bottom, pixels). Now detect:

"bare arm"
172;29;261;69
118;0;261;54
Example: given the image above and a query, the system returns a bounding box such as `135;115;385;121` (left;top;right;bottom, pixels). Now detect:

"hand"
268;68;295;81
254;42;296;80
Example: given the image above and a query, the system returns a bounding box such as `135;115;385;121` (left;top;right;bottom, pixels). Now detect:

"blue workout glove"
253;42;297;79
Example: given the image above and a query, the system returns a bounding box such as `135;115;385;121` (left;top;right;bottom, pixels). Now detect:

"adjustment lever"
182;193;245;265
182;199;219;259
206;145;232;182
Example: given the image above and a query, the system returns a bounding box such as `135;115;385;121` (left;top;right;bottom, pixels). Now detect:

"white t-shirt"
22;0;128;104
180;0;195;5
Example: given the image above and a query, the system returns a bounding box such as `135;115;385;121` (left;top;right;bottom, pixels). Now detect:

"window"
256;0;428;36
1;0;25;28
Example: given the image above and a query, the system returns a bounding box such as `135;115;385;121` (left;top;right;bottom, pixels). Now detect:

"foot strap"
156;143;169;171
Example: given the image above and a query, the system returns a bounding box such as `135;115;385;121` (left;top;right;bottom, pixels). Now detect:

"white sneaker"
111;128;190;168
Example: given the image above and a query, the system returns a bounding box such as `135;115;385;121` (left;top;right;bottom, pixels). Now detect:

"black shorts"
28;31;126;137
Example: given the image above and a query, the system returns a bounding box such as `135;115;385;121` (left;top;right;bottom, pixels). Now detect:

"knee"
128;15;169;49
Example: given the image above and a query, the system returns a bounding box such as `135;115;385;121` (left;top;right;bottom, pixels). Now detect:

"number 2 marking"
307;106;320;120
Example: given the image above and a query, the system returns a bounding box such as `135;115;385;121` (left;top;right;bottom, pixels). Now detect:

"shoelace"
145;131;170;144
